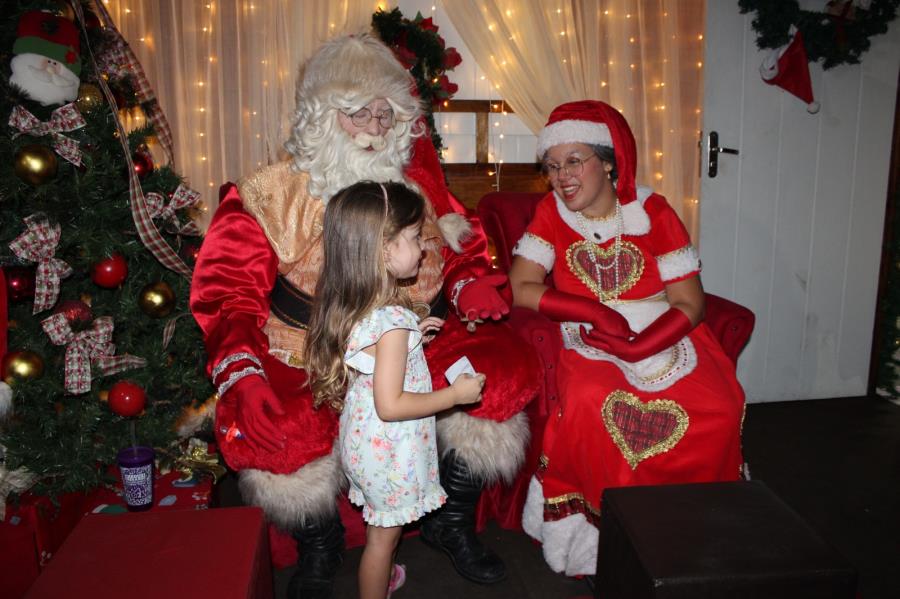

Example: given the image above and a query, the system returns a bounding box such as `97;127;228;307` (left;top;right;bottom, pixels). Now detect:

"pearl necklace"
575;198;623;304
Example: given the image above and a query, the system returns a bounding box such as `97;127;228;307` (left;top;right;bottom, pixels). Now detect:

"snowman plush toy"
9;11;81;106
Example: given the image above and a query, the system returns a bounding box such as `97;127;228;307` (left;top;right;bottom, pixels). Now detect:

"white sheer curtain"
441;0;705;237
101;0;376;221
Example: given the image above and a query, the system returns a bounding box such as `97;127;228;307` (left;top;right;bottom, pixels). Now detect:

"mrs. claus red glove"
538;288;632;339
581;307;692;362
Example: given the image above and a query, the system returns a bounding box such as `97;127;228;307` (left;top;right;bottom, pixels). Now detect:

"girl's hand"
450;373;486;405
418;316;445;344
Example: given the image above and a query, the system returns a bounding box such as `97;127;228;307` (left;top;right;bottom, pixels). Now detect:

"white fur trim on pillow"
238;445;345;530
537;120;613;158
437;213;472;254
521;476;599;576
513;232;555;272
657;244;700;282
436;411;529;484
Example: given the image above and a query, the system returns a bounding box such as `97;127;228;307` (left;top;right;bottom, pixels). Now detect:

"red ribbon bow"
8;215;73;314
41;314;147;395
146;184;202;236
9;103;87;167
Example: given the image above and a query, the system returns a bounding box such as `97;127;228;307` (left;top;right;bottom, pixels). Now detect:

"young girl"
305;181;486;599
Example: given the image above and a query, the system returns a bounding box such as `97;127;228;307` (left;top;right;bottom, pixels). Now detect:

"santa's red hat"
537;100;638;203
760;27;819;114
14;11;82;77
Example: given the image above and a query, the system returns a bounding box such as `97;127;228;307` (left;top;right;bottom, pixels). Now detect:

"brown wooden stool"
597;481;856;599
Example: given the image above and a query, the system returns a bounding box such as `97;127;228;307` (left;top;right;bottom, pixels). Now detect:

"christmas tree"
0;0;214;499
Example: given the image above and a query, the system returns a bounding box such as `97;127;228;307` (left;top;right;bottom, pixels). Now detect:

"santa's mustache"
27;63;78;87
353;132;387;151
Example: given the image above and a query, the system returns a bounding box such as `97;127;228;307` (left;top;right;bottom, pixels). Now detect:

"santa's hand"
228;375;286;453
456;274;510;321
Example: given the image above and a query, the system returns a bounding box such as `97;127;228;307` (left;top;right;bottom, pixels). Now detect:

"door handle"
706;131;739;178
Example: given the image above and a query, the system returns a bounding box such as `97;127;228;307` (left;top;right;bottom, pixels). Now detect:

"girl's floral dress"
340;305;446;527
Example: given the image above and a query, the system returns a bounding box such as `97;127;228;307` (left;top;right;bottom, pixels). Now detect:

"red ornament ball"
53;299;92;324
180;242;201;265
91;254;128;288
108;381;146;417
4;266;36;301
131;151;154;180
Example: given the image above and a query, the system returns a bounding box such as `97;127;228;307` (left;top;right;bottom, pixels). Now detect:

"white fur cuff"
437;213;472;254
238;446;344;530
513;233;555;272
657;244;700;282
436;411;529;484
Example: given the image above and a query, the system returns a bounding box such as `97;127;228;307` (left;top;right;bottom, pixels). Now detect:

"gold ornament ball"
138;281;176;318
14;145;58;186
76;83;104;113
2;350;45;384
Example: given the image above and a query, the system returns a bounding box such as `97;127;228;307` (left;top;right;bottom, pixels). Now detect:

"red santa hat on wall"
536;100;638;204
760;27;820;114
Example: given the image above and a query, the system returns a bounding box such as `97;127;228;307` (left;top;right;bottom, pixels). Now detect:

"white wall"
700;6;900;402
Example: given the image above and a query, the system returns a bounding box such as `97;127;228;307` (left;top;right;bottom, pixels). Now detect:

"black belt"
270;275;449;330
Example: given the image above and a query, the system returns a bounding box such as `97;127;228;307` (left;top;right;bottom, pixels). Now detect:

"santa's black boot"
419;450;507;584
286;512;345;599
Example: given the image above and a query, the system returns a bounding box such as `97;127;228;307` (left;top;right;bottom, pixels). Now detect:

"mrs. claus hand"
456;274;511;321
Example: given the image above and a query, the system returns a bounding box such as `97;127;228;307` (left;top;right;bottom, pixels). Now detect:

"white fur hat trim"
537;120;613;157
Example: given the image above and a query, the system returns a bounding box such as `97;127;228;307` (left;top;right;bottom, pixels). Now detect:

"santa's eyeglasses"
343;107;395;128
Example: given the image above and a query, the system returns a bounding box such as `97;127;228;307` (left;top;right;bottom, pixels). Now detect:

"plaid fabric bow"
9;104;87;167
71;1;191;279
42;314;147;395
8;215;73;314
146;184;201;236
93;3;174;165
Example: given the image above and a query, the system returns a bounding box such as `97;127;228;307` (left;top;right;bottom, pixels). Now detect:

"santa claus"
9;11;81;107
190;34;538;597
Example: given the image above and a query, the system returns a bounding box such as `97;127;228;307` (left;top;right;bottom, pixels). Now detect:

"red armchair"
473;191;754;532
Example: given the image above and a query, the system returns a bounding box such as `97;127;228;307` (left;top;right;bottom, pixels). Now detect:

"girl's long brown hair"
304;181;425;411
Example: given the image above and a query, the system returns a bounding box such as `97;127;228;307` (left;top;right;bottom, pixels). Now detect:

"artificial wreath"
372;8;462;154
738;0;899;69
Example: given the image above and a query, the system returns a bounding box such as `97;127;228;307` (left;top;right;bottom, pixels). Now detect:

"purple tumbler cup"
117;446;155;511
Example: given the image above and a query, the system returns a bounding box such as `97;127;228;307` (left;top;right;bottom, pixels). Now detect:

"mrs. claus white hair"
284;34;425;200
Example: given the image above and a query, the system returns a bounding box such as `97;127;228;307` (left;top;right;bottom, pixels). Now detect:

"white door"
699;3;900;402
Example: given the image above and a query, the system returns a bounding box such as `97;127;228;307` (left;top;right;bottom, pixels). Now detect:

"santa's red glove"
581;307;692;362
228;375;286;453
538;288;632;339
456;273;511;321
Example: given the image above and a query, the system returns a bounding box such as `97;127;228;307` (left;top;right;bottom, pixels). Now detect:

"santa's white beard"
315;129;406;201
10;54;79;106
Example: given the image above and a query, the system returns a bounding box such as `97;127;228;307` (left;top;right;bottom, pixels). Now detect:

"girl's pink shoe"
387;563;406;597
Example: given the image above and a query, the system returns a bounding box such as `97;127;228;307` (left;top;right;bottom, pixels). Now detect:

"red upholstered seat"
472;191;755;533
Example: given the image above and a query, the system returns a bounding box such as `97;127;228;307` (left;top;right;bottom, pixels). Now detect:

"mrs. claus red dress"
516;187;745;576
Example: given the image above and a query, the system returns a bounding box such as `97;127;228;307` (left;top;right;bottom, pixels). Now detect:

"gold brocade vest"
237;162;445;367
